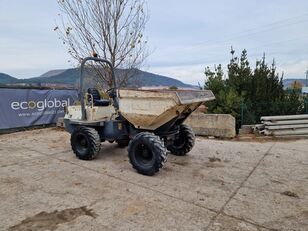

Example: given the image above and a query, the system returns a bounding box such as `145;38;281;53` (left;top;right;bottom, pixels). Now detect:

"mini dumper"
64;57;215;175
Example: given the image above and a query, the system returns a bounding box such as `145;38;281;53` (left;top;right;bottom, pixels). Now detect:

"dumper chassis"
64;57;214;175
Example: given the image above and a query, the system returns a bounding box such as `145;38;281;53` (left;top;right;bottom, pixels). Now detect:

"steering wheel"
106;88;115;98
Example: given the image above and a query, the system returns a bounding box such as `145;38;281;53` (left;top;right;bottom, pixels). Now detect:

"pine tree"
227;49;251;98
204;48;303;126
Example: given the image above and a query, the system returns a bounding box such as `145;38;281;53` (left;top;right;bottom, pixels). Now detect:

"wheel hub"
76;134;88;151
136;144;153;163
80;139;87;146
173;132;185;148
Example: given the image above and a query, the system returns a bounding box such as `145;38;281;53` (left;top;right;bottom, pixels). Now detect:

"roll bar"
79;57;118;120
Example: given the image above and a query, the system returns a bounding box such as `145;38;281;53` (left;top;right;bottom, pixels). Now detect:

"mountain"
0;73;19;84
40;69;66;78
0;68;194;88
3;69;306;90
283;79;307;89
23;68;80;85
126;69;192;88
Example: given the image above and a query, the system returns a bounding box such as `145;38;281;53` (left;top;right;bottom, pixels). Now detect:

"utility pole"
306;70;308;87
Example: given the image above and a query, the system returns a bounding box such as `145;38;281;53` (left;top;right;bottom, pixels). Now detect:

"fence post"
241;101;244;126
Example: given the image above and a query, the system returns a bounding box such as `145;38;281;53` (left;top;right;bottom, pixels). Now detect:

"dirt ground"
0;128;307;231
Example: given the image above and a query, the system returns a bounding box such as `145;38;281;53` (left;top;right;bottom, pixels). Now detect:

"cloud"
279;60;308;78
1;0;308;81
149;64;208;86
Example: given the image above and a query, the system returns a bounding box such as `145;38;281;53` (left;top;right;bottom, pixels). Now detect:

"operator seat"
87;88;110;106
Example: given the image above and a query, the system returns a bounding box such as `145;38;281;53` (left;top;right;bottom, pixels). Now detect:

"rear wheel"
71;126;101;160
167;124;195;156
128;132;167;176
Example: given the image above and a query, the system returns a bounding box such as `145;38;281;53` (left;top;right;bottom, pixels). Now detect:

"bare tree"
55;0;148;88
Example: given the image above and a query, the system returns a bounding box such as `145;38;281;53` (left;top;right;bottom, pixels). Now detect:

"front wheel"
167;124;195;156
71;126;101;160
128;132;167;176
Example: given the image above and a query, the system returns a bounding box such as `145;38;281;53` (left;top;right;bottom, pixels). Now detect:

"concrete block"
185;113;236;138
239;125;254;135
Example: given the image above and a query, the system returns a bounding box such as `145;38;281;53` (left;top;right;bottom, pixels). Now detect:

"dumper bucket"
118;89;215;130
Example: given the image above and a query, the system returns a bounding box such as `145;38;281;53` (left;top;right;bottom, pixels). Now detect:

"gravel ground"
0;128;307;231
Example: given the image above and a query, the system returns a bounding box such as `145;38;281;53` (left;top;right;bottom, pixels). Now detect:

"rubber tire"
128;132;167;176
116;139;130;147
167;124;195;156
71;126;101;160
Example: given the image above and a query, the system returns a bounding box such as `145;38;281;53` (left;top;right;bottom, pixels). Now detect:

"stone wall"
185;113;236;138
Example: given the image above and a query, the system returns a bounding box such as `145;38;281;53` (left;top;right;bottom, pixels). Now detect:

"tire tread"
167;124;195;156
71;126;101;160
128;132;167;175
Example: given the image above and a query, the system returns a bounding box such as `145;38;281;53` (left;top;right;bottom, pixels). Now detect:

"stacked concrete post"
259;115;308;136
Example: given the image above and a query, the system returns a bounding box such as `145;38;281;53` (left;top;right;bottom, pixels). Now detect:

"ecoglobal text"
11;98;71;111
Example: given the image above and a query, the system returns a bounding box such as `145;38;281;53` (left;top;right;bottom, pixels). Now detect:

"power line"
192;12;308;49
202;19;308;48
222;12;308;39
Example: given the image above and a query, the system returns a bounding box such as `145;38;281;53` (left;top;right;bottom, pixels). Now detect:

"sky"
0;0;308;85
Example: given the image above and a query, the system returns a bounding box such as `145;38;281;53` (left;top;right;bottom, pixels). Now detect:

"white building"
302;87;308;95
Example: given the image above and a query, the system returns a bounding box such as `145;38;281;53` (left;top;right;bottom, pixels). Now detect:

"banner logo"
11;98;71;111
